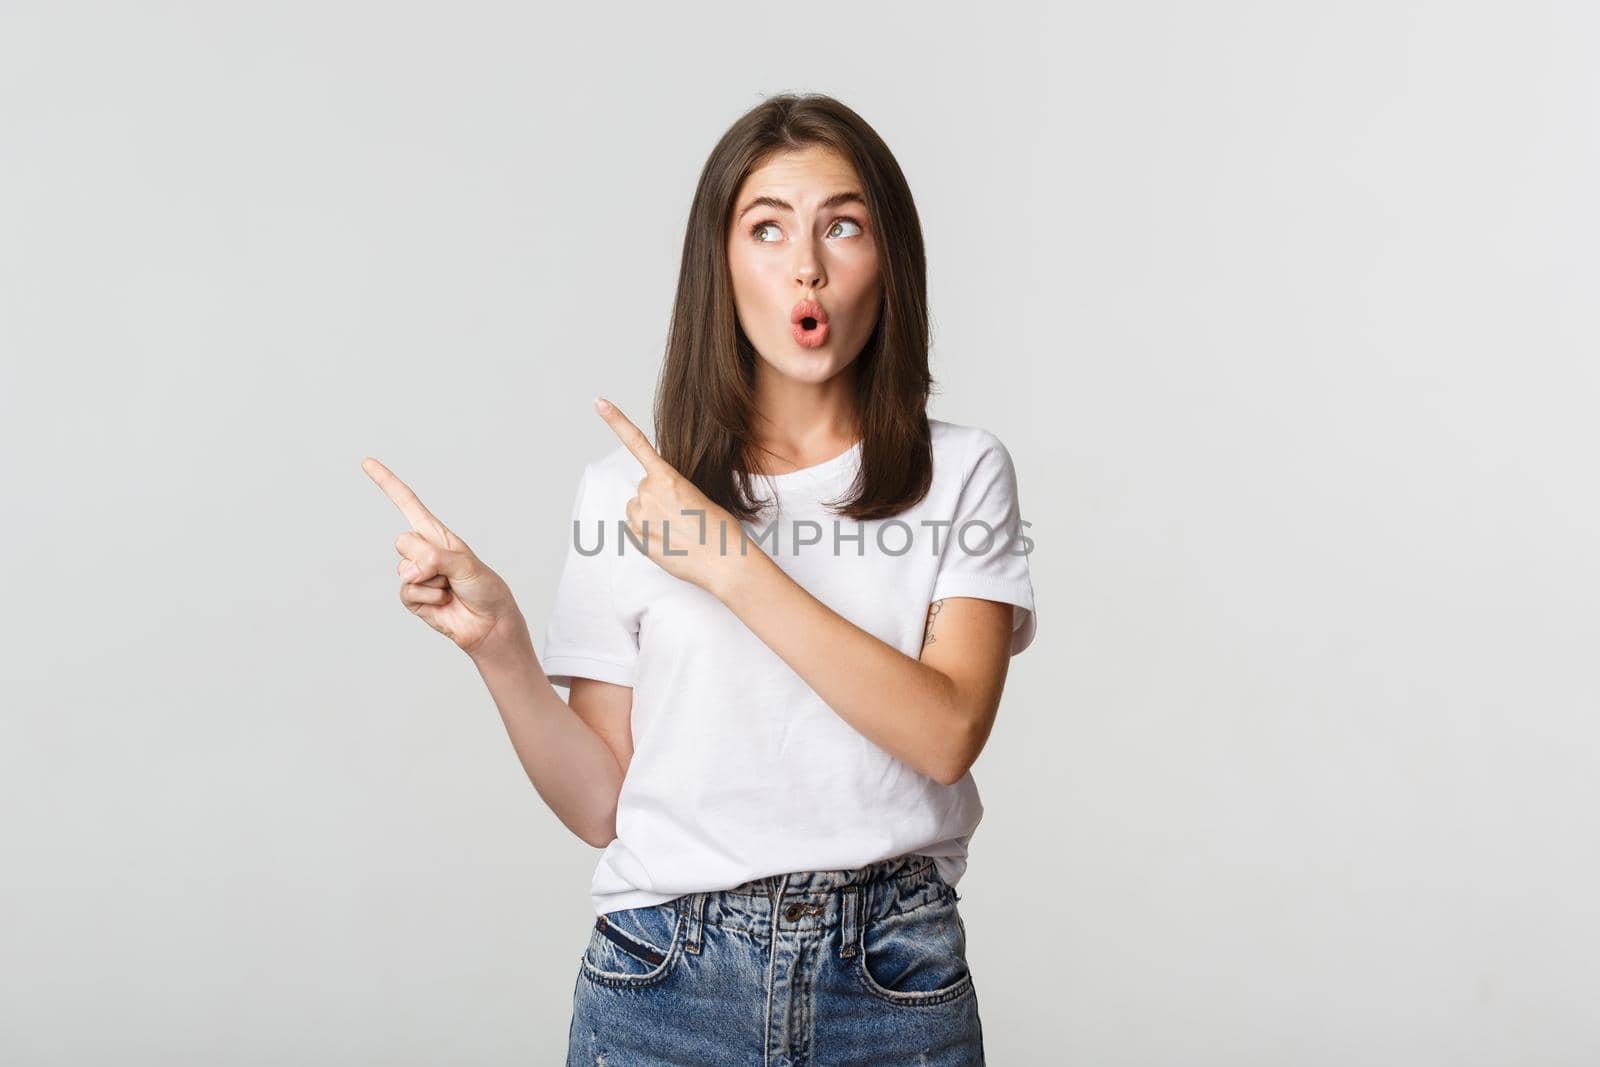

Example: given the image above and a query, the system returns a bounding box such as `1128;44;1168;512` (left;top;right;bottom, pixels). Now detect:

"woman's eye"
748;217;865;243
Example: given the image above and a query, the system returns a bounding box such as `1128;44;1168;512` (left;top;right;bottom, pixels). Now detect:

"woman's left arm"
595;397;1016;785
710;552;1014;786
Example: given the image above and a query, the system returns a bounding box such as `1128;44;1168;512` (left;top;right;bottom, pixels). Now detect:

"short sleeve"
929;430;1038;655
539;463;640;689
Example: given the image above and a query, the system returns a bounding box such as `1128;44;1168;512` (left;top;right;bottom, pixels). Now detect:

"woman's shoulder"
580;443;648;493
558;445;646;521
928;417;1013;471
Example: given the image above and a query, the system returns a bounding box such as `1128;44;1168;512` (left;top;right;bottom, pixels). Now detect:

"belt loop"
838;884;860;958
684;891;706;955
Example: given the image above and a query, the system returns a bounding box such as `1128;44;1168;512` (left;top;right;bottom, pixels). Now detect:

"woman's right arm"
469;620;631;849
362;455;627;850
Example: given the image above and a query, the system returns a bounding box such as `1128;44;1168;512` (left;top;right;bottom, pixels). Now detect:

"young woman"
366;93;1035;1065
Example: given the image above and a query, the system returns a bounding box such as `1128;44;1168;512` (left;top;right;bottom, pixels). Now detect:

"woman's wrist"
703;542;775;609
467;610;537;670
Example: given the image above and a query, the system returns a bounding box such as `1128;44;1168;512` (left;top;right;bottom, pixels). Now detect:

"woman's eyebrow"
737;191;866;219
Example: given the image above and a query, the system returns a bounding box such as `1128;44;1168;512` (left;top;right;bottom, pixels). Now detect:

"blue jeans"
567;853;984;1065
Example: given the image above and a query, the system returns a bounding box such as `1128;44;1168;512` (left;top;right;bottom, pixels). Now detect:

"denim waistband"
669;853;952;941
734;852;937;897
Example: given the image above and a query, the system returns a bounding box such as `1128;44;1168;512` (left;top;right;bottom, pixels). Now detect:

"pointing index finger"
594;397;669;474
361;456;451;545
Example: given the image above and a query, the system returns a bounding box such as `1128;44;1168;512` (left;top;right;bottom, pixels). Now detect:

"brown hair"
652;92;937;523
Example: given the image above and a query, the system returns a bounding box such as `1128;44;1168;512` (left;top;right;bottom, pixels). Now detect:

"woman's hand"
362;456;527;658
594;396;749;592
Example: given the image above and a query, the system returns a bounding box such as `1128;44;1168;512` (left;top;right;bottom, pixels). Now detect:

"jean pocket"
854;889;975;1006
580;903;685;988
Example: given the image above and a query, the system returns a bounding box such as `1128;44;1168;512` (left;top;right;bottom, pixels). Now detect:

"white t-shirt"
539;417;1037;916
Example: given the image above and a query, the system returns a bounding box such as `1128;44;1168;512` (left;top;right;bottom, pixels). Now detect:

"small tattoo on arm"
922;599;944;647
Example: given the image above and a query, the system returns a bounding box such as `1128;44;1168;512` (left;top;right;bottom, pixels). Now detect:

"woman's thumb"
436;543;483;583
401;537;477;584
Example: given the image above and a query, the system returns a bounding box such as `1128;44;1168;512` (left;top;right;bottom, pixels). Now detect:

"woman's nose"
793;261;824;288
792;239;824;288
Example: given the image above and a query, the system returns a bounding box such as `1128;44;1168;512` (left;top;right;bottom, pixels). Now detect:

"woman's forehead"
740;146;860;192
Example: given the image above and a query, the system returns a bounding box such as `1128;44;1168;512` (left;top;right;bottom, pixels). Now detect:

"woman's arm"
468;618;631;847
364;455;629;845
593;397;1022;786
708;555;1015;785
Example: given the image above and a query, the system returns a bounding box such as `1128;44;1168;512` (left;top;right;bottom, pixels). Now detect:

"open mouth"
791;299;830;348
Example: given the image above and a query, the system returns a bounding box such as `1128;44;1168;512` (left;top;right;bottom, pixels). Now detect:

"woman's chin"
757;349;857;385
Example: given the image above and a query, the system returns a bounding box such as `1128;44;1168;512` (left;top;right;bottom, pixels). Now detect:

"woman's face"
726;146;883;386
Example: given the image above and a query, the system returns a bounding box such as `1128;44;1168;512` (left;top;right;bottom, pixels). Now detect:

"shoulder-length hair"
652;93;936;523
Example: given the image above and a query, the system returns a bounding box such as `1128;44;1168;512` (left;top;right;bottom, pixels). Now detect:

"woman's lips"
790;299;830;348
791;319;831;347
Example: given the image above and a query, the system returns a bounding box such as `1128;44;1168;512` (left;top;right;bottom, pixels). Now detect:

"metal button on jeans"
784;903;804;921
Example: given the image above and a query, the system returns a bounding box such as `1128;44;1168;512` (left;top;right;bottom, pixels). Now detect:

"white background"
2;2;1596;1063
